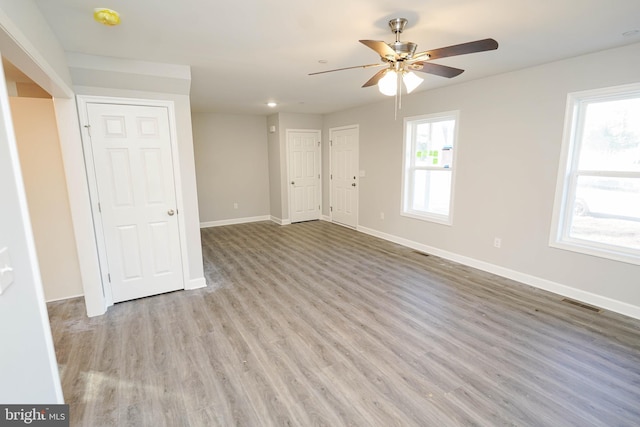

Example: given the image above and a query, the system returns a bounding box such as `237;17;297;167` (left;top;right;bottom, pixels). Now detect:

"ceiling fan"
310;18;498;97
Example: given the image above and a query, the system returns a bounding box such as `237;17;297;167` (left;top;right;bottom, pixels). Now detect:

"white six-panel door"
86;103;184;303
330;126;359;228
288;130;321;223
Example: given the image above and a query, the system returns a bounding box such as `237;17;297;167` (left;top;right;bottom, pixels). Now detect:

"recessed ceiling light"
622;29;639;37
267;102;277;108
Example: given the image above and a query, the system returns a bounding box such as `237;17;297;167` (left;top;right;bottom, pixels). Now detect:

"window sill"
401;211;452;226
549;239;640;266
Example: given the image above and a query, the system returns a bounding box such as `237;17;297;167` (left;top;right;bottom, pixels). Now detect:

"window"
402;111;458;224
551;84;640;265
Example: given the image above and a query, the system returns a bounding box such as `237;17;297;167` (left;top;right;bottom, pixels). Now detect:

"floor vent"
562;298;602;313
412;251;430;257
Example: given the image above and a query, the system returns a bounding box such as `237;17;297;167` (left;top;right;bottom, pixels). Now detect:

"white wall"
0;62;63;404
323;42;640;317
193;113;270;224
11;96;83;301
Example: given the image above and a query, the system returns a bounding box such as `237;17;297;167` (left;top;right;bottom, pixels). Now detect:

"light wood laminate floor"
48;221;640;426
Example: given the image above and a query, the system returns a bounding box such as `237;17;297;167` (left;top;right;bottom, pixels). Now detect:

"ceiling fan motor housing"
388;41;417;59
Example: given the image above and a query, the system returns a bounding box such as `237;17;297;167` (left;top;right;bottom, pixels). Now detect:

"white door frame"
286;129;322;223
329;124;359;228
77;95;188;307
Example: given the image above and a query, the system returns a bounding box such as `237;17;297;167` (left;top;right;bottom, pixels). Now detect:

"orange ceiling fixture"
93;8;120;26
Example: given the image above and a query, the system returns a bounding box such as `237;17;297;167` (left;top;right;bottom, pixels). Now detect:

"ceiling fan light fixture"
378;70;398;96
403;71;423;93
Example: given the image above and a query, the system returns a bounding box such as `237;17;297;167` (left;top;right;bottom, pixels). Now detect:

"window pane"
569;176;640;250
578;98;640;172
412;170;452;215
414;119;455;168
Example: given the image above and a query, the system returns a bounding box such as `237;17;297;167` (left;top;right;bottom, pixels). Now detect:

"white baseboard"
270;216;291;226
186;277;207;290
321;215;331;222
357;225;640;320
200;215;270;228
45;293;84;303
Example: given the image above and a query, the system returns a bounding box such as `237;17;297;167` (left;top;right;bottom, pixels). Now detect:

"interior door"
330;126;359;228
86;102;184;303
288;130;321;223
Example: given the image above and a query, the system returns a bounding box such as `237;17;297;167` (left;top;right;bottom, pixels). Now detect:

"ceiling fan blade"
410;62;465;78
309;63;385;76
411;38;498;62
359;40;399;61
362;68;389;88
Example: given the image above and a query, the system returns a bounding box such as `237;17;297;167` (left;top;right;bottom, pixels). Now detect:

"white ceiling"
33;0;640;115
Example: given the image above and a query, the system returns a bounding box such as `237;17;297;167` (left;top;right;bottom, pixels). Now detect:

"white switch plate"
0;247;15;295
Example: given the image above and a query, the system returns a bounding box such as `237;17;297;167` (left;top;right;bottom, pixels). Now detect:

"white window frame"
550;83;640;266
401;111;459;225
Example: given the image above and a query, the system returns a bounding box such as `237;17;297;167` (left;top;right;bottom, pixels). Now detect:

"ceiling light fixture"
377;69;424;96
267;102;277;108
93;8;121;26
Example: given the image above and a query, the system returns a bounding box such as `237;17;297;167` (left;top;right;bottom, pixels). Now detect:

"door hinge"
330;174;333;179
330;140;333;146
98;202;102;213
318;205;320;210
330;206;333;212
317;141;320;147
318;174;320;179
84;124;91;137
107;273;111;283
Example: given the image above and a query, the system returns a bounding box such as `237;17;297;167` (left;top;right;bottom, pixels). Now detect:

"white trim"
187;277;207;290
53;98;106;317
401;111;459;226
321;215;331;222
358;225;640;320
270;216;292;226
77;95;191;308
45;293;84;303
200;215;271;228
549;83;640;266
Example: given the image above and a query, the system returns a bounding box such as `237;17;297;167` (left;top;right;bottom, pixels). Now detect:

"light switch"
0;247;15;295
359;170;366;177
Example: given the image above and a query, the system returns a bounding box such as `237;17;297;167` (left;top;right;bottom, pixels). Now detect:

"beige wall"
267;114;282;220
10;96;83;301
323;42;640;314
263;112;323;223
193;113;270;223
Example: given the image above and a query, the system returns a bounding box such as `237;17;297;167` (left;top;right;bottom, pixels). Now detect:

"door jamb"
76;95;187;308
328;124;359;228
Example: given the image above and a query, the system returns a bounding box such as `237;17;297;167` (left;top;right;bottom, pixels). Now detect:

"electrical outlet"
494;237;502;248
380;212;385;220
233;203;238;209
